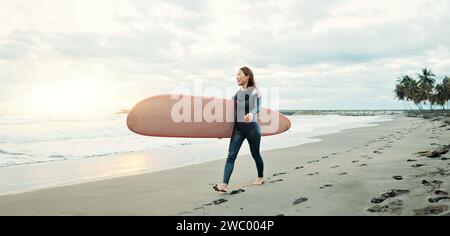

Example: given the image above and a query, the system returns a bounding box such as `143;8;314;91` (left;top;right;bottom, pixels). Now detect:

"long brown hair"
240;66;256;87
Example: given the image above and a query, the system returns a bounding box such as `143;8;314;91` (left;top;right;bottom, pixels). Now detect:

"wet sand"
0;114;449;216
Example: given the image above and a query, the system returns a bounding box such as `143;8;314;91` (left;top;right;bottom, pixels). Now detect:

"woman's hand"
244;113;253;123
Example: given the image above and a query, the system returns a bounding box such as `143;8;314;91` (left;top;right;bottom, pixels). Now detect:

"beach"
0;113;449;216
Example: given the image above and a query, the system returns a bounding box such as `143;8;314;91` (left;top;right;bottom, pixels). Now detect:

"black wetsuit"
223;86;263;184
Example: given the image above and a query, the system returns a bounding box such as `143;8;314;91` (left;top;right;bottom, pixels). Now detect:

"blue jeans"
223;122;264;184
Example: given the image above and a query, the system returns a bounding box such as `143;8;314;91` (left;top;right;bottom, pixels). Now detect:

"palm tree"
394;75;424;115
417;68;436;110
407;79;425;112
394;76;408;111
443;76;450;110
432;83;446;113
394;69;450;116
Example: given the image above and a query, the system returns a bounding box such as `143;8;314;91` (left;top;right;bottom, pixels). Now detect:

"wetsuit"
223;86;263;184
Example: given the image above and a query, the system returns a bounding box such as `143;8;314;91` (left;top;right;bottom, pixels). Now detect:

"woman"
213;66;264;193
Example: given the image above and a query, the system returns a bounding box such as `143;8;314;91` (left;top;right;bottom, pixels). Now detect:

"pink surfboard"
127;94;291;138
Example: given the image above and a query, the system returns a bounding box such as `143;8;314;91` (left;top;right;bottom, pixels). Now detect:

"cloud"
1;0;450;114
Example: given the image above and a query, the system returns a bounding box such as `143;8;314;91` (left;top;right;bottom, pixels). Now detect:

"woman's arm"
248;88;261;117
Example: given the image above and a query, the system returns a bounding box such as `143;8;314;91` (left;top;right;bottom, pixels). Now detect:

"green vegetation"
394;68;450;117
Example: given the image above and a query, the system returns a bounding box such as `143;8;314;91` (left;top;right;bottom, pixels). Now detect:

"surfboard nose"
126;110;139;134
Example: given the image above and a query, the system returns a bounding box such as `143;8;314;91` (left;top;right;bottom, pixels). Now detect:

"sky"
1;0;450;116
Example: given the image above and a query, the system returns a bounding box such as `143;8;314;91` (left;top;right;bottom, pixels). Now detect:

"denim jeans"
223;122;264;184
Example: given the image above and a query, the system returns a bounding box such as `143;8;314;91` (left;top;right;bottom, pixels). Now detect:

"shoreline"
0;114;449;215
0;114;393;196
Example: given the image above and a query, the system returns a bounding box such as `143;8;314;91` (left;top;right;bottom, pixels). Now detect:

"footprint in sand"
178;211;191;214
322;156;329;159
330;165;340;168
213;199;228;205
352;160;359;163
203;198;228;206
337;172;348;176
428;196;450;203
393;175;403;180
412;163;425;168
293;197;308;205
229;189;245;195
268;179;283;183
370;189;409;203
320;184;333;189
373;150;383;154
407;159;417;162
367;199;404;213
414;205;449;216
272;172;287;177
308;172;319;176
359;164;368;167
295;166;304;170
435;190;448;195
307;160;320;163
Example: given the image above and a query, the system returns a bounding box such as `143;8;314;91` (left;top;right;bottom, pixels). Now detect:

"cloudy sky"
1;0;450;116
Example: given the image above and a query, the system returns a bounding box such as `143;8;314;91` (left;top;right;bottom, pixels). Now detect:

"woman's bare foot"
213;183;228;192
252;177;265;185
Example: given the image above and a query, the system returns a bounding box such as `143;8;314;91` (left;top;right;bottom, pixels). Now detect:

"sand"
0;114;449;216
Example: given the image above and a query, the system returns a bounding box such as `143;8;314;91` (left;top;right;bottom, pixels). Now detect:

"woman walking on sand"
213;67;264;193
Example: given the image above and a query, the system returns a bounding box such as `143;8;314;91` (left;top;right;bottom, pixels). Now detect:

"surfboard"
126;94;291;138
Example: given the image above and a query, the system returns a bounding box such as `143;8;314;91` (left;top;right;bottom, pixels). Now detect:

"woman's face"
236;70;249;86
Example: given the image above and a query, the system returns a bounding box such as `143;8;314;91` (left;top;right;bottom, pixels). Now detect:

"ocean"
0;114;394;194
